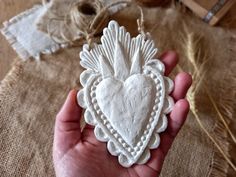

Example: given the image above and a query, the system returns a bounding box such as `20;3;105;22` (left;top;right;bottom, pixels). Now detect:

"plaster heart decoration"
77;20;174;167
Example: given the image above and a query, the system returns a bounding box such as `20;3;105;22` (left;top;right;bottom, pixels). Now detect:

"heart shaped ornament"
77;20;174;167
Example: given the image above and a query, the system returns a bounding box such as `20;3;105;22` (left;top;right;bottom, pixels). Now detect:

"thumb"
53;90;82;160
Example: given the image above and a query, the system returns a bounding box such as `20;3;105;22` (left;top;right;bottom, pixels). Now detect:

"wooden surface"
181;0;235;25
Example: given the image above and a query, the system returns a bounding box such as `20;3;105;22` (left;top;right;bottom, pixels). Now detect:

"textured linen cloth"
1;5;64;60
0;0;127;60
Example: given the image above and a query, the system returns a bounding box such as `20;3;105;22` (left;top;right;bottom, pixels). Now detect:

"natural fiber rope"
45;0;150;47
42;0;50;6
46;0;133;47
69;0;105;42
46;0;106;45
137;6;145;36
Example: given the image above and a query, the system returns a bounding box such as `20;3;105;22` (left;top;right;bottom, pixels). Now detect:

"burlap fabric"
1;1;235;177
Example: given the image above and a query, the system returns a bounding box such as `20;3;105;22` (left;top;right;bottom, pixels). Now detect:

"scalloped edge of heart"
77;20;174;167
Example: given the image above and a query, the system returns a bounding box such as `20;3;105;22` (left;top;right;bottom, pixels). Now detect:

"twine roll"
46;0;147;46
46;0;110;46
42;0;51;6
70;0;106;34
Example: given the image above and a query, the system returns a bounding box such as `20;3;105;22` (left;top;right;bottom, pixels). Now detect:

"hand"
53;51;192;177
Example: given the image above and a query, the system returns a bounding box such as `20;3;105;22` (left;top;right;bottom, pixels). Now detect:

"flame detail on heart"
77;21;174;167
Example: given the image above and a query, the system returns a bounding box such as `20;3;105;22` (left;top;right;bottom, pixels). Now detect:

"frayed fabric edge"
208;120;230;177
0;60;22;99
0;5;67;61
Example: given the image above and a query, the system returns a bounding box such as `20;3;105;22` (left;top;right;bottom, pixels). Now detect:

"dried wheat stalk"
179;25;236;171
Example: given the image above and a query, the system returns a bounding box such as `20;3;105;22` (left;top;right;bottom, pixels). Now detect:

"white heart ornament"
78;21;174;167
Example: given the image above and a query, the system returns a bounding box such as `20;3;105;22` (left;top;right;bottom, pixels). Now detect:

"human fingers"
54;90;83;159
145;99;190;173
171;72;192;101
160;51;179;76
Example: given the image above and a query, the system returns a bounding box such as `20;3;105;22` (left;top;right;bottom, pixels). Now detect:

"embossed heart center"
78;21;174;167
96;74;156;147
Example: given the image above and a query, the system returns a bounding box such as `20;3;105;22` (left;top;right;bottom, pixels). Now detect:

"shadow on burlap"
1;3;235;177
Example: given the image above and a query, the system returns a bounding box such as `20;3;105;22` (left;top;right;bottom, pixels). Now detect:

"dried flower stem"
178;62;236;172
184;32;236;144
179;27;236;171
190;107;236;171
205;87;236;144
185;74;236;172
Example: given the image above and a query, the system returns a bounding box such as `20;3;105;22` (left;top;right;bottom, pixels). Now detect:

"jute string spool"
45;0;134;47
45;0;107;46
42;0;51;6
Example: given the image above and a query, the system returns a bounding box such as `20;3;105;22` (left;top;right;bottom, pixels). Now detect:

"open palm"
53;51;192;177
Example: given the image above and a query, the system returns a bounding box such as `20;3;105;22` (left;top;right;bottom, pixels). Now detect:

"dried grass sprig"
190;105;236;172
184;31;236;144
205;88;236;144
179;25;236;171
185;32;236;143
